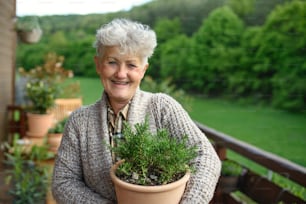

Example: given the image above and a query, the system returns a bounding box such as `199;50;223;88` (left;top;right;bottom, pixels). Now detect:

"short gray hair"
94;18;157;61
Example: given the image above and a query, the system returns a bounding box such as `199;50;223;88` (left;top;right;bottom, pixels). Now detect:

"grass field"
189;97;306;167
75;77;306;167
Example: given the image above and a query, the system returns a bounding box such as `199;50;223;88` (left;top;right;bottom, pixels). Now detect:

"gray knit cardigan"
52;89;221;204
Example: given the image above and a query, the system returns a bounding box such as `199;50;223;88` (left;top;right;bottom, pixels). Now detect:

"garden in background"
16;0;305;169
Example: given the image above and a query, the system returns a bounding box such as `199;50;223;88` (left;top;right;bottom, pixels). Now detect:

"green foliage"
48;117;68;133
15;0;305;112
3;136;53;204
19;52;80;113
221;159;243;176
227;0;255;18
148;18;183;78
111;118;197;185
159;34;195;90
25;80;57;114
16;16;41;31
191;6;244;95
253;0;306;111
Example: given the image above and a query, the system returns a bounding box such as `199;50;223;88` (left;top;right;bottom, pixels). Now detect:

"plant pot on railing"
219;159;243;193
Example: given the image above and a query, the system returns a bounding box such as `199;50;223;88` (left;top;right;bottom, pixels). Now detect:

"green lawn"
75;77;103;105
189;97;306;167
75;77;306;167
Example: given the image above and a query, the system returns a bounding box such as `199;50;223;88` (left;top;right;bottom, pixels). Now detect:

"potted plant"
18;52;76;137
16;16;43;44
24;80;57;137
219;159;243;193
109;118;198;204
47;117;67;153
3;136;54;204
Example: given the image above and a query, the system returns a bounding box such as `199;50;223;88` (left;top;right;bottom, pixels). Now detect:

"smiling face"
94;46;148;112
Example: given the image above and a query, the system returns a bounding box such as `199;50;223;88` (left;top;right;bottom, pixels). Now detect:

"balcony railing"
195;122;306;203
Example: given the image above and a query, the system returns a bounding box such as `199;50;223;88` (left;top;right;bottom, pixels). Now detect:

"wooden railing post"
215;144;227;160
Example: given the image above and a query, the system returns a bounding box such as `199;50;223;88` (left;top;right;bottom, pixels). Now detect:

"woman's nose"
115;65;127;78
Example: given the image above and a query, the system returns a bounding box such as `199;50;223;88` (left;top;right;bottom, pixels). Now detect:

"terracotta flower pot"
27;112;54;137
110;160;190;204
47;133;63;153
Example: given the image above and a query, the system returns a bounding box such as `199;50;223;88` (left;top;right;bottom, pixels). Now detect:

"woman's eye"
128;64;137;68
108;61;117;65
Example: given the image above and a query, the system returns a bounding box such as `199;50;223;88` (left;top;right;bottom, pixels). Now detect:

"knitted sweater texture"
52;90;221;204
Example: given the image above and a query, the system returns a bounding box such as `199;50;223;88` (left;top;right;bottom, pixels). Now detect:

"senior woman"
52;18;221;204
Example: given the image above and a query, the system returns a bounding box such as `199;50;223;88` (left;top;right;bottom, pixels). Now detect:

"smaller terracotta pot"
47;133;63;153
110;160;190;204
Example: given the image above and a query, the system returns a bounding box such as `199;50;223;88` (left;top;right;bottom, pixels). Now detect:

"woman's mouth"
112;80;129;85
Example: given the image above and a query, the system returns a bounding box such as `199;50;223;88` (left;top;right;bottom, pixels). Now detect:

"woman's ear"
141;63;149;78
143;63;149;72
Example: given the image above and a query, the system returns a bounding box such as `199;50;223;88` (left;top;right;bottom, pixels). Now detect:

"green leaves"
111;118;197;186
26;80;56;114
4;136;52;203
48;117;68;133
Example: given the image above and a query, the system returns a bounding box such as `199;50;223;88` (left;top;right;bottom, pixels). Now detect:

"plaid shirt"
107;102;130;163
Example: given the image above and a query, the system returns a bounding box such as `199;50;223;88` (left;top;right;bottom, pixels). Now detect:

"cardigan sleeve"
151;93;221;204
51;110;114;204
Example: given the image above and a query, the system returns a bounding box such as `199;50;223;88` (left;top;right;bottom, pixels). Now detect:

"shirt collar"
106;97;130;120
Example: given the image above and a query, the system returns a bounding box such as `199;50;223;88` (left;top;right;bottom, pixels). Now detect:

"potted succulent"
16;16;43;44
47;117;67;153
219;159;243;193
109;118;198;204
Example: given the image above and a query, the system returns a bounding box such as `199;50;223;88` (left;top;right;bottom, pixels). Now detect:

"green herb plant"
111;118;198;186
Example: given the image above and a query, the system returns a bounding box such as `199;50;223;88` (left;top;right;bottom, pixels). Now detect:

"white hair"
94;18;157;61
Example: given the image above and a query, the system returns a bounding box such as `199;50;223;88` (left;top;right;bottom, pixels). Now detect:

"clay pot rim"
110;160;190;193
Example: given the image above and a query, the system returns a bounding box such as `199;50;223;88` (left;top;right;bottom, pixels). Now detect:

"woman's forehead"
103;46;140;61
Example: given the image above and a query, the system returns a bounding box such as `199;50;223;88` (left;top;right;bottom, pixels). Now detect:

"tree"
190;6;244;95
255;0;306;111
160;34;194;89
148;18;183;78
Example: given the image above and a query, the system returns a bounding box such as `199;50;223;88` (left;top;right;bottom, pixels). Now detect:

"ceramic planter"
27;112;54;137
110;160;190;204
18;28;42;44
47;133;63;153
